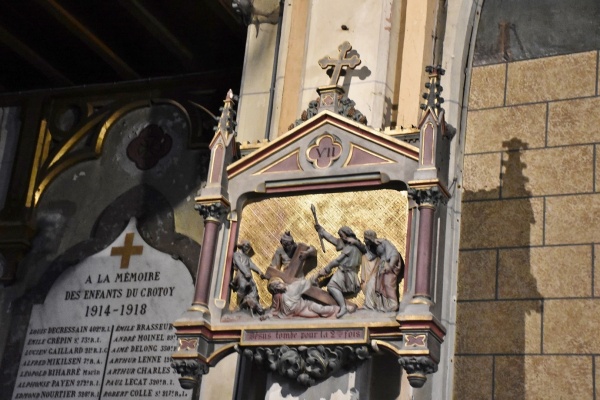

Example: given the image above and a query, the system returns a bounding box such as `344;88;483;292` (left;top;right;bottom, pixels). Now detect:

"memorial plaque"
12;219;193;400
241;328;367;346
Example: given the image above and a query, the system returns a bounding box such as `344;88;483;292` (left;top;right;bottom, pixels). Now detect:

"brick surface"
469;63;506;110
453;356;493;399
545;194;600;245
466;104;546;154
548;97;600;146
501;146;593;198
495;356;592;400
462;153;501;200
544;299;600;353
461;198;543;249
458;250;497;300
456;300;542;354
506;51;597;105
498;246;592;299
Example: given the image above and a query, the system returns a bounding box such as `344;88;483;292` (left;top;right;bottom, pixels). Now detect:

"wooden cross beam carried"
265;243;337;306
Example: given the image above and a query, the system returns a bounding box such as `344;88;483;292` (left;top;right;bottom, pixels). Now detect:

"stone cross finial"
318;41;361;86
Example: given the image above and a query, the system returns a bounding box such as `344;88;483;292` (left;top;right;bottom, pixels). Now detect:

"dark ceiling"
0;0;247;94
475;0;600;66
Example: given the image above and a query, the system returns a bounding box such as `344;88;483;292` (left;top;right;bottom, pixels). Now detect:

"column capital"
195;202;229;223
171;359;209;390
408;187;446;208
398;356;438;388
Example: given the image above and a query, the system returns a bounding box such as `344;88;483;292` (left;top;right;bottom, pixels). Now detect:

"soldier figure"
231;240;266;315
313;225;365;318
269;231;317;277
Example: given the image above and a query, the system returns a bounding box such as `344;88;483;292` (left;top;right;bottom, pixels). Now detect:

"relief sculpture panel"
225;189;407;320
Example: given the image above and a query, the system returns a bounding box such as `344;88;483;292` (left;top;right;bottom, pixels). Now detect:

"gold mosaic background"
232;189;408;309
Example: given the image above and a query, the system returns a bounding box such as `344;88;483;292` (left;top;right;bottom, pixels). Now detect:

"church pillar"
396;63;450;388
412;190;441;301
404;199;417;292
275;0;309;137
191;202;229;314
396;0;441;129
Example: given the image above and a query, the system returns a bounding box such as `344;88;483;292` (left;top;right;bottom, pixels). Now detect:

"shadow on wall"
455;138;542;399
0;100;213;399
0;184;202;400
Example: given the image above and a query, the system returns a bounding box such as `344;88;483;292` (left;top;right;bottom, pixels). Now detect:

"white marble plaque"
12;219;193;400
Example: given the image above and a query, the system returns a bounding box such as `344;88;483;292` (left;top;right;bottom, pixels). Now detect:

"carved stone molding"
398;356;438;388
289;95;367;130
171;359;210;390
407;187;446;208
240;345;370;386
194;202;229;222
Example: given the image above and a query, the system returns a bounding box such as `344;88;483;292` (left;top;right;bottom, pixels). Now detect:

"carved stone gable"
227;111;418;204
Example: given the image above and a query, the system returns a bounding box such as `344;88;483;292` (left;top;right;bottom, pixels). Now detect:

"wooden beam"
207;0;247;39
0;24;73;87
36;0;140;80
120;0;196;69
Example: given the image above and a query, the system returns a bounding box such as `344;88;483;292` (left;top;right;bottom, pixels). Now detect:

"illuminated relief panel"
230;189;408;311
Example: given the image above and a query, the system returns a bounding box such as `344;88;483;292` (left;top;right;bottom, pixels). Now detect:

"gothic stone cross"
265;243;337;306
318;41;361;86
111;232;143;268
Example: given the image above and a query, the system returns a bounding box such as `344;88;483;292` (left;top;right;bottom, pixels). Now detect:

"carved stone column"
409;187;444;302
191;202;229;315
396;187;446;388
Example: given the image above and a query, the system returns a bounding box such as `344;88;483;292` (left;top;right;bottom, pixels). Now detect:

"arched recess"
0;184;200;395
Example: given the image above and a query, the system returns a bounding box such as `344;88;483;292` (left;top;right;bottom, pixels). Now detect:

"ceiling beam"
36;0;140;80
120;0;197;69
0;24;73;87
208;0;247;39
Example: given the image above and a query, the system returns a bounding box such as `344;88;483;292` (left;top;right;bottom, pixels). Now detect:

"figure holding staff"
311;207;365;318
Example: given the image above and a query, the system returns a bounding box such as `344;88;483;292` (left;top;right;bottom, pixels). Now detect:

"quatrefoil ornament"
306;134;343;169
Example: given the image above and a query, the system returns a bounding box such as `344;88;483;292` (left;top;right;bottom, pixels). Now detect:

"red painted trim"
265;179;382;194
399;321;446;339
228;113;418;178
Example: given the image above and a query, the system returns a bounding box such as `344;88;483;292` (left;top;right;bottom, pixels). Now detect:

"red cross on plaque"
318;41;361;86
110;232;143;269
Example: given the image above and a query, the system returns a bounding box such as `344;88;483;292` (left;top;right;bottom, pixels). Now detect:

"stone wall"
454;50;600;398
